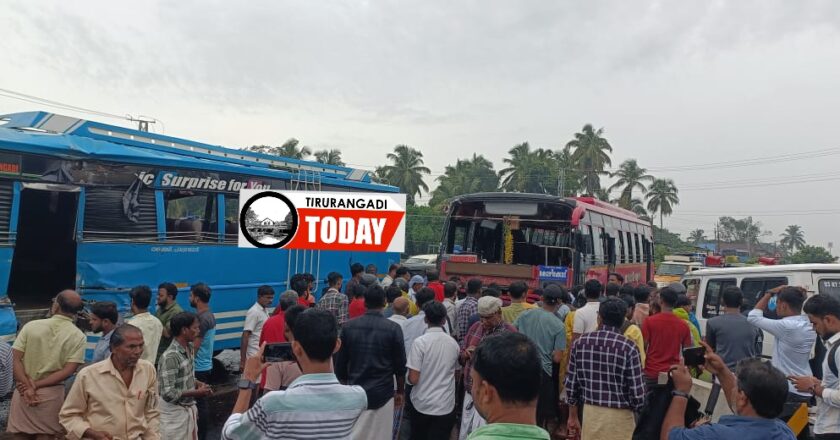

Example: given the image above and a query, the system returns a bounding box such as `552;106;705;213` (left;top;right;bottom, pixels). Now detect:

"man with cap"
514;285;567;430
408;275;426;302
459;296;517;439
395;277;420;316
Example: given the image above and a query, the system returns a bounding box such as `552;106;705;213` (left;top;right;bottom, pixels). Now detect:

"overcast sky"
3;1;840;251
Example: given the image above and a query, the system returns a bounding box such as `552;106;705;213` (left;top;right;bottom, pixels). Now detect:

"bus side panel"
76;242;398;352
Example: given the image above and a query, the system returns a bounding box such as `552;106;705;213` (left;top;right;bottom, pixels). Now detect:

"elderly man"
60;324;160;440
459;296;517;439
9;290;87;438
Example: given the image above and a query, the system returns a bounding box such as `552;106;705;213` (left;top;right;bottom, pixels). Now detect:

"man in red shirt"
634;285;695;439
641;285;693;381
426;270;445;302
261;291;300;344
348;283;367;319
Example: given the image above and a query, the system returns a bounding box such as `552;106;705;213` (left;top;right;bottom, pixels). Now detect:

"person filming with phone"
661;341;796;440
222;308;368;439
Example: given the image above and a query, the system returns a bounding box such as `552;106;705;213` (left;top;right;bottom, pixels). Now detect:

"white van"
684;263;840;357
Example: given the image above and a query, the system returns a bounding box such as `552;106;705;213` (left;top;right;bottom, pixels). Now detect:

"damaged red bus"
438;193;653;292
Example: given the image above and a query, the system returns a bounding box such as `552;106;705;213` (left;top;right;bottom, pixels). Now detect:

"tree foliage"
717;216;764;245
247;139;311;159
609;159;653;208
780;225;806;252
688;229;706;244
788;245;837;264
566;124;613;196
499;143;557;194
378;145;431;205
313;149;345;166
404;205;446;256
429;154;499;208
646;179;679;228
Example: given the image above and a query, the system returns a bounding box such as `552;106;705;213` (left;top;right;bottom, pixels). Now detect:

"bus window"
617;231;626;264
592;226;604;264
84;186;158;240
741;277;787;314
223;195;239;243
702;278;737;318
633;233;642;263
164;191;217;242
625;231;634;263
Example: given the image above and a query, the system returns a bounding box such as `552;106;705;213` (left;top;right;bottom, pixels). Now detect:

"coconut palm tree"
429;154;499;208
688;229;706;244
247;139;311;159
609;159;653;207
314;149;345;166
379;145;431;205
780;225;806;252
499;143;556;194
276;139;311;159
566;124;613;196
645;178;679;228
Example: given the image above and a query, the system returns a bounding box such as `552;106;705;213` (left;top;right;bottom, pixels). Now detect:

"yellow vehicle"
654;255;703;288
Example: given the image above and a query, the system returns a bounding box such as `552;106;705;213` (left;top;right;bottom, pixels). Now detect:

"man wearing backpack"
790;294;840;439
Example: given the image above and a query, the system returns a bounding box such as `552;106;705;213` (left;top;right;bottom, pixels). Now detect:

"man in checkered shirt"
565;298;645;440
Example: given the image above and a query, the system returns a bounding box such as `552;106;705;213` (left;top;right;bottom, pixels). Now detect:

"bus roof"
685;264;840;277
0;111;397;192
447;192;648;225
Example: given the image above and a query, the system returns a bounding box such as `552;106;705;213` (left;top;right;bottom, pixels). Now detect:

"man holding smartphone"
223;309;368;439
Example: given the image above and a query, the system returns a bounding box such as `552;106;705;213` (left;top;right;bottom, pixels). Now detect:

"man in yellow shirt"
501;281;536;324
60;324;160;440
9;290;87;437
127;285;163;365
621;295;646;367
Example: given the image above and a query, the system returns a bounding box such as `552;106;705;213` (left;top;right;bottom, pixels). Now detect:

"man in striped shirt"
223;308;368;440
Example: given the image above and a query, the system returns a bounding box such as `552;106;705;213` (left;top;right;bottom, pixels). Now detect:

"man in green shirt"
468;332;550;440
155;282;184;362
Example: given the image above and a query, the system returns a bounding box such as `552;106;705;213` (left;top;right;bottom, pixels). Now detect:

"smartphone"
683;346;706;367
264;342;295;362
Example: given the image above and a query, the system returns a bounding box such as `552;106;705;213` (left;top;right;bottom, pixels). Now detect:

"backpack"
829;339;840;378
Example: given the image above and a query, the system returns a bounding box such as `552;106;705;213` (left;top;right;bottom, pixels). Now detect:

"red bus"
438;193;653;293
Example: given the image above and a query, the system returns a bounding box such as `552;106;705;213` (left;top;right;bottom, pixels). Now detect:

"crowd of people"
3;262;840;439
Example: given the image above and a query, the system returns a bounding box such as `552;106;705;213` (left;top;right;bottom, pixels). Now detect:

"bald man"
388;297;410;330
9;290;87;437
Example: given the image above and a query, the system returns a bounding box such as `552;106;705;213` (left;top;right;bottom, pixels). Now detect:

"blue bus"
0;111;400;357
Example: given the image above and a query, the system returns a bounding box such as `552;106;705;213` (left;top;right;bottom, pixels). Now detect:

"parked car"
401;254;438;276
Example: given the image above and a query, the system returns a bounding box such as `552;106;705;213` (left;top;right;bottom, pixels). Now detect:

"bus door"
8;183;80;316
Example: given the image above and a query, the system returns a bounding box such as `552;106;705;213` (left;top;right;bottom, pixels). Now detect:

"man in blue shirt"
661;341;795;440
190;282;216;440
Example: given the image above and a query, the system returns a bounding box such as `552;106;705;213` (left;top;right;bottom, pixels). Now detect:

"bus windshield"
443;197;574;266
656;263;690;276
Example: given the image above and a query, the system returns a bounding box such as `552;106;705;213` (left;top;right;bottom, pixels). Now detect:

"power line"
0;88;163;132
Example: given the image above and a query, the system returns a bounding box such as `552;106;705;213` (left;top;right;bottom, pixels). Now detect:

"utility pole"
127;116;156;132
558;167;565;197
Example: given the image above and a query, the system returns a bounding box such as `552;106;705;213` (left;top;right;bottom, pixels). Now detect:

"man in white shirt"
748;285;816;429
407;301;460;439
791;294;840;438
403;288;446;355
127;285;163;364
381;263;399;288
240;285;274;371
572;279;602;342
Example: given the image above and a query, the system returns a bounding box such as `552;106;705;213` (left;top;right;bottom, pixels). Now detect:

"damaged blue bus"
0;111;400;358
